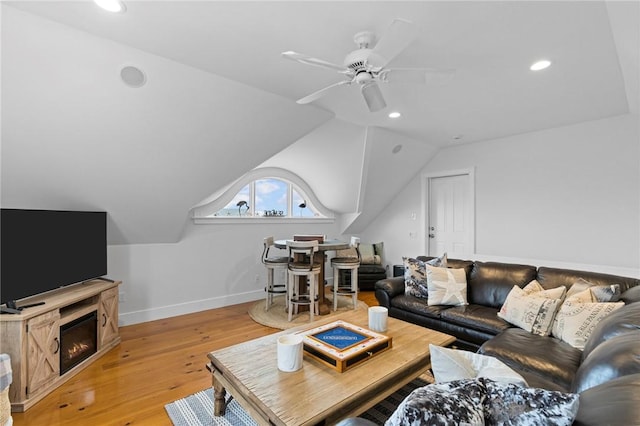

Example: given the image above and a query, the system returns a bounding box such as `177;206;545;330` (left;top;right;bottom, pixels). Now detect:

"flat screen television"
1;209;107;312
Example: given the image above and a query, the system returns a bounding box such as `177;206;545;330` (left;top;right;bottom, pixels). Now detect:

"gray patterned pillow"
385;379;485;426
481;379;579;426
567;278;621;302
403;254;447;299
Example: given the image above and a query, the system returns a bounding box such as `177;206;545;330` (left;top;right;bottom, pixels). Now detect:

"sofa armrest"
375;276;405;308
573;373;640;426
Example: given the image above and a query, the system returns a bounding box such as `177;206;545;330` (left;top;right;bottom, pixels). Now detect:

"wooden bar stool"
286;240;320;322
331;236;361;311
262;236;289;311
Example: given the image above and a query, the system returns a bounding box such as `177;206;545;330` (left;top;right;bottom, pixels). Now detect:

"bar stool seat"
331;236;361;311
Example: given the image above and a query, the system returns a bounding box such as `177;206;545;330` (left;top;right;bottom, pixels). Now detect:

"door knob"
429;234;435;238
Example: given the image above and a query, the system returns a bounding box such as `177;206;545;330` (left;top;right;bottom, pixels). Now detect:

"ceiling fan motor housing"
344;48;384;83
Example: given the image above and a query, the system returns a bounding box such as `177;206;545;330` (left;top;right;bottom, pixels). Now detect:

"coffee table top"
207;309;455;426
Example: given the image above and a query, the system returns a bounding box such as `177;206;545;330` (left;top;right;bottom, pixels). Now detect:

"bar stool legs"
287;274;318;322
332;265;358;311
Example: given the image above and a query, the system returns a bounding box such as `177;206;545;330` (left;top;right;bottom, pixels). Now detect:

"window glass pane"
292;189;315;217
255;179;287;217
214;185;250;216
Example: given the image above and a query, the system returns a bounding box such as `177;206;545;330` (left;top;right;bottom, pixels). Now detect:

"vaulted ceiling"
2;1;637;244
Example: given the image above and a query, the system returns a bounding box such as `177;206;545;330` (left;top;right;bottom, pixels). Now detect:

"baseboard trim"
118;290;264;326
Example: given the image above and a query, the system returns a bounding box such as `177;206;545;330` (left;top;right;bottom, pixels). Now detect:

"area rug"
165;376;431;426
248;293;369;329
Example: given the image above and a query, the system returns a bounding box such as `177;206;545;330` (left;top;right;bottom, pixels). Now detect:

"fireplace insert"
60;311;97;374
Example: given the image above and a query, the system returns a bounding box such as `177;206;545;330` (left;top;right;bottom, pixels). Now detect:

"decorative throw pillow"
403;257;429;299
385;379;486;426
481;378;579;426
429;344;527;387
497;285;565;336
386;378;579;426
373;241;384;257
359;244;377;264
566;278;621;302
551;299;625;349
403;254;447;299
426;265;467;306
522;280;567;299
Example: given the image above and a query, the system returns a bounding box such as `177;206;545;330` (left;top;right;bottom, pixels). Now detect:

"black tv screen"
1;209;107;307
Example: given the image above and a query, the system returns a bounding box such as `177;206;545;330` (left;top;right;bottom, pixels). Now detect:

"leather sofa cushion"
390;294;450;319
468;262;537;308
572;333;640;393
479;328;582;391
537;266;640;294
357;264;386;274
573;374;640;426
581;302;640;361
440;304;512;336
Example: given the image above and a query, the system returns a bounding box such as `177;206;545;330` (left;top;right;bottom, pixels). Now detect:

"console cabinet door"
98;287;119;348
26;310;60;395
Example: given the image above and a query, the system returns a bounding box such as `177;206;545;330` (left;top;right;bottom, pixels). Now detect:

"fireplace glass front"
60;311;97;374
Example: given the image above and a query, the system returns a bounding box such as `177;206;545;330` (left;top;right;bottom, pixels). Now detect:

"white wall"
108;221;341;325
362;113;640;277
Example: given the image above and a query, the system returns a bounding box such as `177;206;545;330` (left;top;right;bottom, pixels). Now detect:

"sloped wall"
1;6;332;244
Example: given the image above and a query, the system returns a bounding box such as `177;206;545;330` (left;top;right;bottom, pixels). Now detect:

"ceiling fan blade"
282;51;348;73
296;80;352;104
379;68;456;85
367;19;418;69
361;82;386;112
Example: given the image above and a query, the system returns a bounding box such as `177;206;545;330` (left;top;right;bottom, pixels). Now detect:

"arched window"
192;168;334;223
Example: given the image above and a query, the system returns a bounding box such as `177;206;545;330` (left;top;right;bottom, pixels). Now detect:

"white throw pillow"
522;280;567;299
551;297;625;349
497;284;565;336
359;244;377;264
429;344;527;387
426;265;467;306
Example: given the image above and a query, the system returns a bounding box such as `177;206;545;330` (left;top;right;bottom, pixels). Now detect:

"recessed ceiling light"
530;60;551;71
392;144;403;154
388;112;401;119
94;0;126;13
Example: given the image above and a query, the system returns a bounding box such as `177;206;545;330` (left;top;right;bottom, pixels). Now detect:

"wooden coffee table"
207;310;454;426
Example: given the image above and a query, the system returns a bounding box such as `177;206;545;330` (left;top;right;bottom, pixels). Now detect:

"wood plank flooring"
11;291;378;426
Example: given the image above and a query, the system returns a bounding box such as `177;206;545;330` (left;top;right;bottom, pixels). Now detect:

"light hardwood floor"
11;291;379;426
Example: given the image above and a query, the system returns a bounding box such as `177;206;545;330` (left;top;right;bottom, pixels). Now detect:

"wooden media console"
0;279;121;412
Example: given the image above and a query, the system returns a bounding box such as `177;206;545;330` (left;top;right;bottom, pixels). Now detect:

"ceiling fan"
282;18;454;112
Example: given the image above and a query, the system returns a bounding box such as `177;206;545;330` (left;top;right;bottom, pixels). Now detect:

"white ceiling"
2;1;637;245
6;0;633;146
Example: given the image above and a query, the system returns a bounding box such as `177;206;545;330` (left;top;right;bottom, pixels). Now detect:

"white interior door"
427;173;474;258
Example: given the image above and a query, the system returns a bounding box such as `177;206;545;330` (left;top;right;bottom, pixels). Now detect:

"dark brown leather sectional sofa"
367;257;640;425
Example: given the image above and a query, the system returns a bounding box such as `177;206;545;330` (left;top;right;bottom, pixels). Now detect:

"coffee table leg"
212;373;227;416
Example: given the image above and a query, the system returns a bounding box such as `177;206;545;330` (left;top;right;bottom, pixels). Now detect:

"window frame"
191;167;335;224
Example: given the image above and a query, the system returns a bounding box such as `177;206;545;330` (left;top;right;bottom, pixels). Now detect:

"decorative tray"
298;320;392;372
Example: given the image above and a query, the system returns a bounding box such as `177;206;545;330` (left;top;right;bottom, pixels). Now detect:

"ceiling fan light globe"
355;72;373;84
